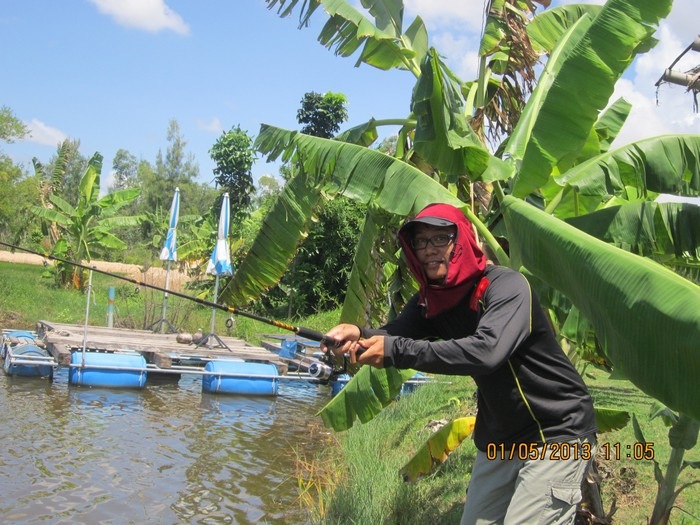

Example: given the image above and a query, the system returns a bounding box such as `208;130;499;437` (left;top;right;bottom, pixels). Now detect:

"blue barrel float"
202;360;279;396
69;351;147;389
2;330;54;379
330;373;352;397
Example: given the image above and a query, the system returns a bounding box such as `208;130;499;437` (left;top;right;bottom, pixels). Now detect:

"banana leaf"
526;4;602;54
340;209;386;326
400;417;476;482
318;366;417;431
566;200;700;261
221;169;323;306
267;0;427;73
555;135;700;199
595;407;631;433
412;49;493;181
595;97;632;153
506;0;672;197
502;196;700;421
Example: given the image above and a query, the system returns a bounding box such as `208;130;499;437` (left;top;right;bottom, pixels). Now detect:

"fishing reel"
308;347;354;384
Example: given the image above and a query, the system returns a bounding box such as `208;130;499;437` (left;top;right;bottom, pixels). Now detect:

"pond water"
0;368;332;524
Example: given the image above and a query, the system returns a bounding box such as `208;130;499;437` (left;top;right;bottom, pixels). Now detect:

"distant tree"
0;154;40;242
209;125;256;225
297;91;348;137
263;90;359;316
255;174;281;207
111;148;138;191
0;106;28;144
156;119;199;186
141;120;200;213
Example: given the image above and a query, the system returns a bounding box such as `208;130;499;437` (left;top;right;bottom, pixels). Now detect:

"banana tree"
234;2;698;522
31;152;141;289
225;0;699;425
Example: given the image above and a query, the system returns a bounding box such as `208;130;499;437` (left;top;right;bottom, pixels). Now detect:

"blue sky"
2;0;698;191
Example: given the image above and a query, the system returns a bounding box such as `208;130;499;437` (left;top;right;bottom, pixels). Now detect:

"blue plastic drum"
69;351;147;389
202;360;279;396
3;343;54;378
330;373;351;397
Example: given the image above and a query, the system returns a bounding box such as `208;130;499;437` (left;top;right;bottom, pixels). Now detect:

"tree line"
0;93;365;318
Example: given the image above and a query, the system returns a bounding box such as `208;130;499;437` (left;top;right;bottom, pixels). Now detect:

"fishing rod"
0;241;343;365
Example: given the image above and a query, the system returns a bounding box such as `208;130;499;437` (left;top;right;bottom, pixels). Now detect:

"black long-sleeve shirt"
365;265;597;451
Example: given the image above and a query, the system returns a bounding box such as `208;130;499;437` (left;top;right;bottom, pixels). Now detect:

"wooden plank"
37;320;284;371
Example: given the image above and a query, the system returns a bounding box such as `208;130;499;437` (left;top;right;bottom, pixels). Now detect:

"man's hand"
322;324;361;356
355;336;385;368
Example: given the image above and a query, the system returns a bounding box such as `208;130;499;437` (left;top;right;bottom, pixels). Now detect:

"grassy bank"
0;260;336;343
303;368;699;524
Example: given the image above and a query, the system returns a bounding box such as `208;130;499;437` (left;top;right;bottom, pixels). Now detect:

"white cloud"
88;0;189;35
432;32;480;80
25;119;68;147
197;117;224;135
404;0;485;33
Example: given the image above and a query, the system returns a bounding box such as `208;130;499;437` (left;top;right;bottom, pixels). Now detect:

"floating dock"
0;320;331;395
37;320;289;373
4;322;427;397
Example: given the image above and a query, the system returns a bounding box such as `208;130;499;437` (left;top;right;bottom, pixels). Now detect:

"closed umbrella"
151;188;180;333
201;193;232;349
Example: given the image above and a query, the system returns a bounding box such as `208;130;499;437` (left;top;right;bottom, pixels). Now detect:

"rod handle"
295;326;339;348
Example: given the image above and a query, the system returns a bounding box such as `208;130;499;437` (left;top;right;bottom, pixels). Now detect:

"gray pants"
460;438;595;525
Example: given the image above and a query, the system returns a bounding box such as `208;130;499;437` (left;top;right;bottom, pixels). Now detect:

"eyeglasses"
410;233;455;250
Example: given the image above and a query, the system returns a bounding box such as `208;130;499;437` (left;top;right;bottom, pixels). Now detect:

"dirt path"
0;250;191;291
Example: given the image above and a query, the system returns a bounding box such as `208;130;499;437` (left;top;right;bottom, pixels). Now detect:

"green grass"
303;365;699;524
0;261;342;344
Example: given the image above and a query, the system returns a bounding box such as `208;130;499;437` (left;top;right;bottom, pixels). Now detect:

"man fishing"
324;203;597;524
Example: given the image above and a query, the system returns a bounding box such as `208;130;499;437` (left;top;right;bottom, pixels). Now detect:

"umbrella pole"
160;260;171;334
148;260;177;334
196;274;229;351
209;275;219;347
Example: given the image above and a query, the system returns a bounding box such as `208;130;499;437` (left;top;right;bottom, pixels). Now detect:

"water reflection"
0;368;330;524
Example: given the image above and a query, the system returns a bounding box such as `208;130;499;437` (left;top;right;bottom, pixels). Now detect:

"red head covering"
398;203;486;318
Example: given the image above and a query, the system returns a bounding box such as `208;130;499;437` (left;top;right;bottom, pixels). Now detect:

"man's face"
411;224;456;284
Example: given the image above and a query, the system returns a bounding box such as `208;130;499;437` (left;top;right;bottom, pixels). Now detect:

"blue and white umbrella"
159;187;180;262
153;188;180;333
206;192;233;276
203;193;232;348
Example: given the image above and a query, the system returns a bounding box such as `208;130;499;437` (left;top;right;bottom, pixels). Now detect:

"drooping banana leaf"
220;169;323;306
340;209;388;326
565;200;700;261
254;125;509;263
555;135;700;200
502;196;700;421
412;49;494;181
266;0;428;74
506;0;673;198
318;366;417;431
399;417;476;482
